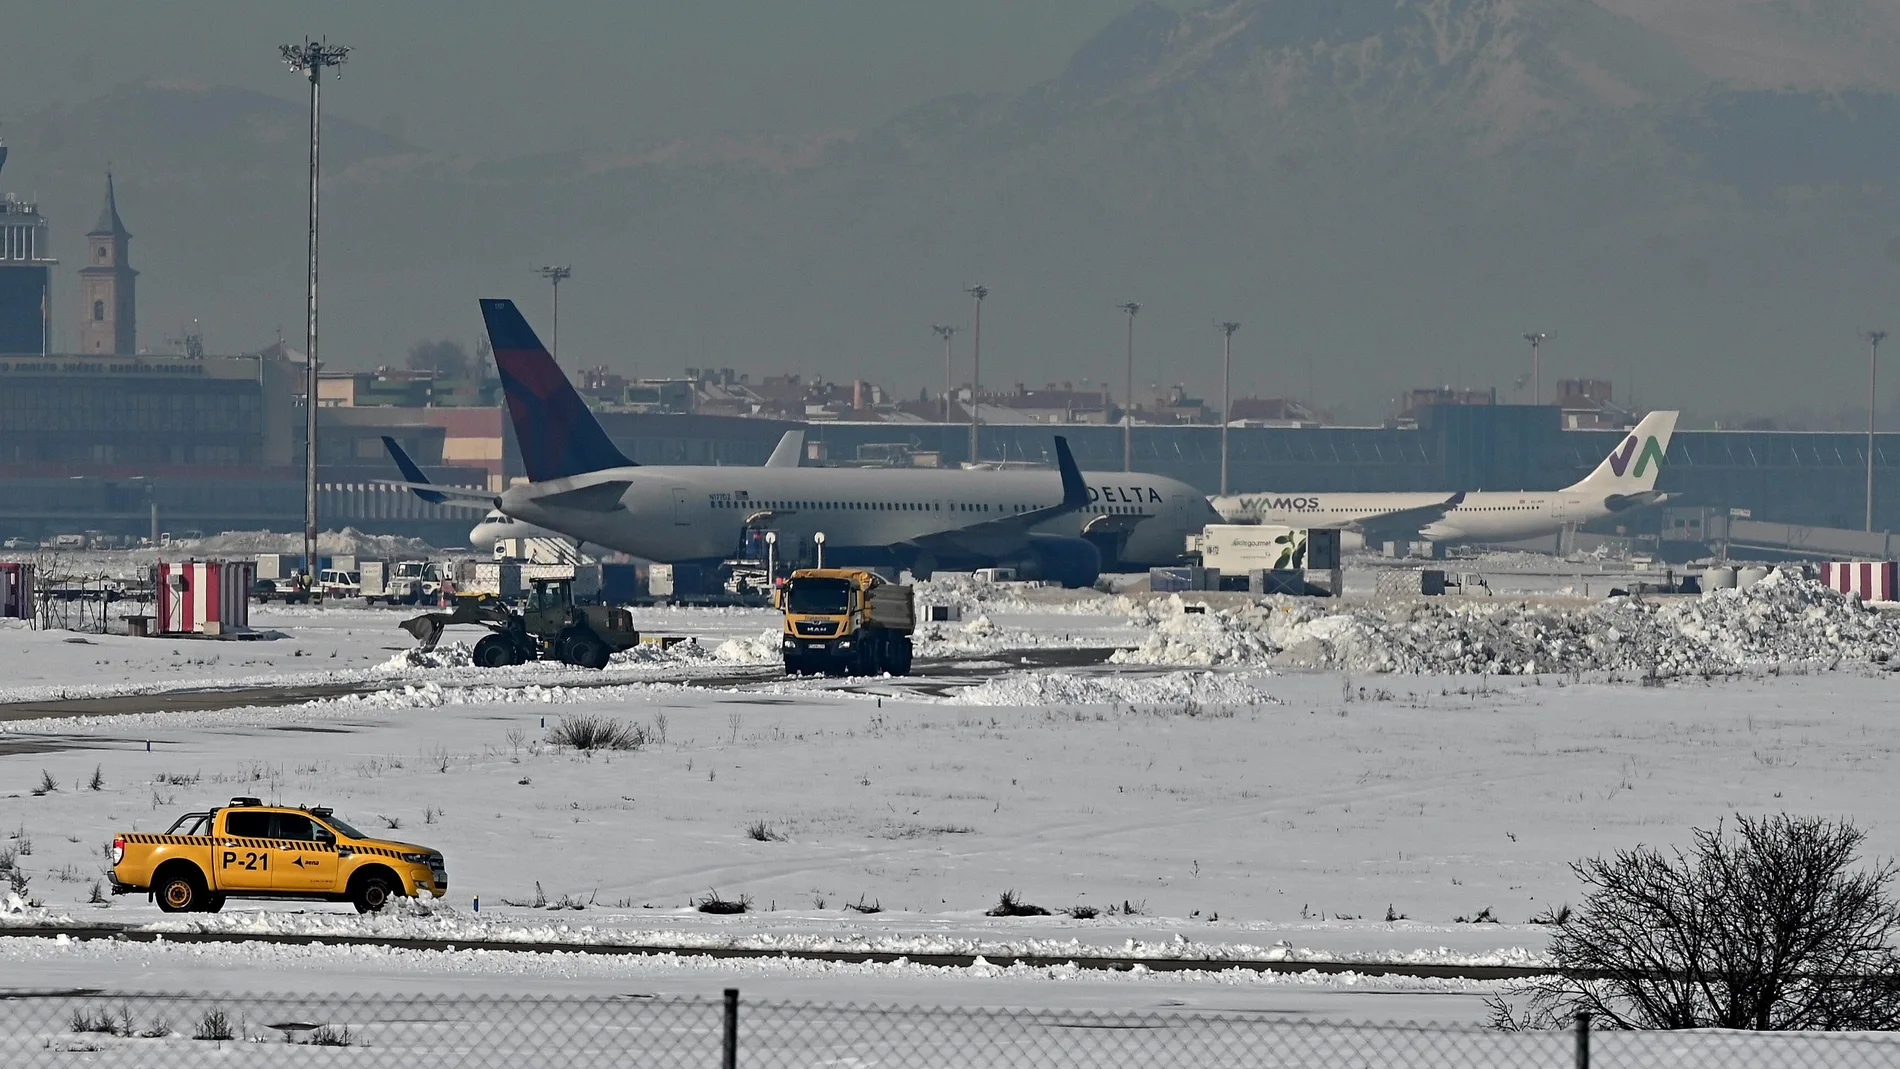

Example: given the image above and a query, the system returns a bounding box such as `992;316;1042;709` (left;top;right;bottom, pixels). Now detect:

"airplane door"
671;487;690;525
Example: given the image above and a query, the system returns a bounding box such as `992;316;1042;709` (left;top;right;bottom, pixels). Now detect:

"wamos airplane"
384;299;1219;587
1210;410;1678;548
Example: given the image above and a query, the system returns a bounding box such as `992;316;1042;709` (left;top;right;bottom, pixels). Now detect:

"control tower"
0;139;57;355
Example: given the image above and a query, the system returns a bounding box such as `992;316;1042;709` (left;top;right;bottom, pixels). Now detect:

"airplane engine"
1014;534;1102;589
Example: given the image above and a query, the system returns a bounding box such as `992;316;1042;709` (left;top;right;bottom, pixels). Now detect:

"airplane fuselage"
503;465;1218;569
1212;490;1623;544
468;510;565;551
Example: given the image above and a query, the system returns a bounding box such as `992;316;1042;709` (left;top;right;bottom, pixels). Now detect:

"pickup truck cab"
318;568;361;600
110;797;447;913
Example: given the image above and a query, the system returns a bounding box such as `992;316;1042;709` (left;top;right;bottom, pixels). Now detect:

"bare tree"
406;339;471;379
1493;814;1900;1031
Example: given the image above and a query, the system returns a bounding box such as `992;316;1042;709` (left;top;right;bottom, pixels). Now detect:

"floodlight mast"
1219;321;1241;496
965;285;988;461
1118;302;1141;471
1522;332;1548;405
281;37;350;587
932;324;958;424
535;265;573;365
1869;330;1887;532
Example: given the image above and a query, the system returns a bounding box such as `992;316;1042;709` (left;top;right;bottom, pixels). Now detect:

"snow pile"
949;670;1276;708
131;909;1539;969
381;642;474;671
1110;596;1282;667
183;527;441;557
914;614;1111;657
711;629;782;663
912;575;1033;617
1115;571;1900;676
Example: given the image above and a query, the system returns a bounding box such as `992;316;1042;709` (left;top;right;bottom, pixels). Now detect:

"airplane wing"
1350;492;1465;545
906;436;1089;556
376;436;500;509
763;430;805;468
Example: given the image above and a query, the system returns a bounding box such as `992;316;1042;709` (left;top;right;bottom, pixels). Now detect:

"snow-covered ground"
3;567;1897;1022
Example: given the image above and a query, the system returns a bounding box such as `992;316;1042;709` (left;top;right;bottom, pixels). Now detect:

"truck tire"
889;635;913;676
473;634;515;669
204;893;227;914
351;869;398;914
154;866;207;913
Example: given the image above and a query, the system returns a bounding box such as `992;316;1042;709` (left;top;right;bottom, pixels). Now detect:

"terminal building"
0;141;55;356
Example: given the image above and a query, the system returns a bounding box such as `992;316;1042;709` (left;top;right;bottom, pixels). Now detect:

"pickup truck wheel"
352;871;397;914
155;870;204;913
203;893;226;914
473;634;514;668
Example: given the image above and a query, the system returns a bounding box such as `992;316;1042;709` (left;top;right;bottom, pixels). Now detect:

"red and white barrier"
0;562;32;619
157;561;254;634
1821;561;1897;603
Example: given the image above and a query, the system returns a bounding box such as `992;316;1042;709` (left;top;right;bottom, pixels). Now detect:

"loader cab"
526;578;574;614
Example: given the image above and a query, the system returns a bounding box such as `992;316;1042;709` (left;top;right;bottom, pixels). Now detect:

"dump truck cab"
110;798;447;914
779;568;915;676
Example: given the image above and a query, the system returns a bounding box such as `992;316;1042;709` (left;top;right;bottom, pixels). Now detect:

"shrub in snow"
694;889;751;914
985;889;1051;917
547;714;647;752
1494;813;1900;1031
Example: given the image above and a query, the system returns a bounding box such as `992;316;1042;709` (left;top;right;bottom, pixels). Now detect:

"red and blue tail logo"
480;299;634;482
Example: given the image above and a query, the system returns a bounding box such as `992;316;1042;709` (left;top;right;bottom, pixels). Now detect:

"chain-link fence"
5;989;1900;1067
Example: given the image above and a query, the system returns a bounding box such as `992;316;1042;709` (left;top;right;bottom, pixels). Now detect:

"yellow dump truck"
110;797;447;914
778;568;915;676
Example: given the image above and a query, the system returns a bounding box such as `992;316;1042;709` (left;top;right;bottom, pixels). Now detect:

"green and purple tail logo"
1607;435;1667;479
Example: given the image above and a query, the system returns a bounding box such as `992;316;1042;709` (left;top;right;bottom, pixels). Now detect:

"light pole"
932;324;958;424
535;265;572;364
965;285;987;461
281;37;351;584
1218;321;1240;496
1118;302;1140;471
1523;332;1548;405
1869;331;1887;532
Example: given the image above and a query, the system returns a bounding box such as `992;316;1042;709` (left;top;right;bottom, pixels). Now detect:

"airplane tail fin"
764;430;805;468
1565;410;1679;494
382;436;446;504
480;298;634;482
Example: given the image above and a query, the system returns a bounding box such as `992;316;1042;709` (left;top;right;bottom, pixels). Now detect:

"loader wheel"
155;868;205;913
567;633;609;670
473;634;515;669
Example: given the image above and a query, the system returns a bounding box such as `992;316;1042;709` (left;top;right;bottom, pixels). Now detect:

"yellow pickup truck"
110;797;448;914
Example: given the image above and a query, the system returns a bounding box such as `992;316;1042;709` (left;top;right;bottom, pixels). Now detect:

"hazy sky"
6;0;1138;151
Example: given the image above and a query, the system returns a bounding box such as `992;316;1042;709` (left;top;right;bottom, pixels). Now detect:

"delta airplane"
1209;410;1678;548
381;431;808;552
382;299;1218;587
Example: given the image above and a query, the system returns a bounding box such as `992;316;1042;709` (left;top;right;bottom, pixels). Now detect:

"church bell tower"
78;173;137;355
